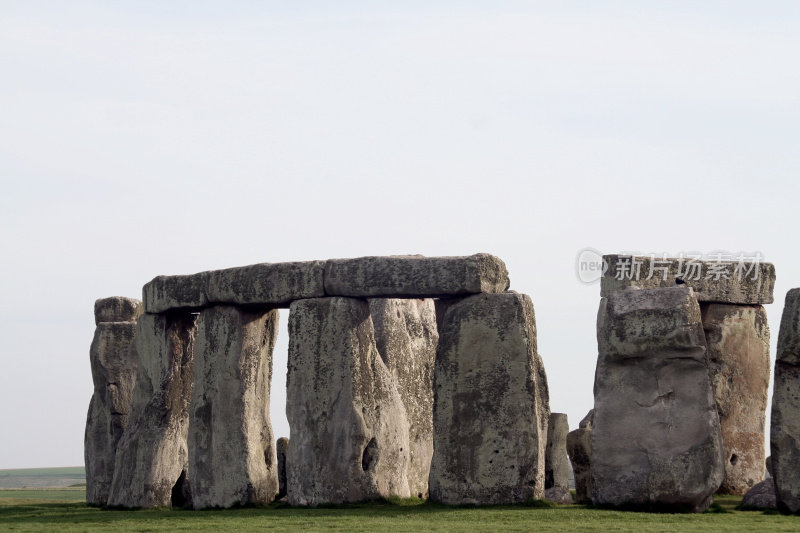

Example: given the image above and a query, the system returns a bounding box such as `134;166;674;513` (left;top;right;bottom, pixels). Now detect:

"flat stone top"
142;253;509;314
94;297;143;324
601;254;775;304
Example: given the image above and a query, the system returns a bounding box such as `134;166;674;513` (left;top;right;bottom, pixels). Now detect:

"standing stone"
766;455;773;478
701;303;770;494
771;288;800;513
567;425;592;504
429;292;550;505
188;306;279;508
94;296;144;325
286;297;410;506
741;479;777;510
85;297;142;506
107;312;197;508
276;437;289;499
546;413;570;490
369;298;438;499
593;287;724;512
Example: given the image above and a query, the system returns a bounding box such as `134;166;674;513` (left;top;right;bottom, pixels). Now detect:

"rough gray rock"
189;306;280;508
766;455;773;478
546;413;570;490
429;292;549;505
771;288;800;513
277;437;289;499
741;478;777;510
286;297;410;506
143;261;325;313
94;297;143;325
579;409;594;429
567;426;592;504
592;287;725;512
324;254;510;298
85;316;140;506
107;313;197;508
545;486;574;505
369;298;438;499
701;303;770;495
601;255;775;304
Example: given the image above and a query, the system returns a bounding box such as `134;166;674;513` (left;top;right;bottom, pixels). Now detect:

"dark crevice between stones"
171;470;188;508
362;437;378;472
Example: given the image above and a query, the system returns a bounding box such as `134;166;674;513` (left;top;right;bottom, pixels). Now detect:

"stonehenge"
276;437;289;499
701;303;770;494
189;306;280;508
592;286;725;512
89;253;543;509
368;298;438;499
428;292;549;505
771;288;800;513
566;410;593;504
85;251;789;513
545;413;570;491
85;297;142;506
285;296;411;505
597;254;775;506
108;312;197;508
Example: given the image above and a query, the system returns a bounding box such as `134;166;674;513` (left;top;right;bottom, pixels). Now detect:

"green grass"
0;490;797;532
0;467;85;490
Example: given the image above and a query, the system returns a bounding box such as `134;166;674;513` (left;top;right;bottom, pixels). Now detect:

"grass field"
0;490;797;532
0;467;85;489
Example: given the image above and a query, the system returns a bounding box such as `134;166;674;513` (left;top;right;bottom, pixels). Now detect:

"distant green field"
0;467;85;489
0;492;797;532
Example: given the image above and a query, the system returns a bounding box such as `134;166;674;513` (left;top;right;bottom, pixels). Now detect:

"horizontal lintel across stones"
142;253;510;313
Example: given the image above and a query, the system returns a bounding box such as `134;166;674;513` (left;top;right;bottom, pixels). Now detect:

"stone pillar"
286;297;411;506
545;413;570;490
429;292;550;505
276;437;289;499
107;312;197;508
771;288;800;513
701;303;770;494
85;297;142;506
592;287;724;512
188;306;279;508
567;410;593;504
368;298;438;499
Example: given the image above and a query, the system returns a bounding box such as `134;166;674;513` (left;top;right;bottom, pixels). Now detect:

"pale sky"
1;1;799;468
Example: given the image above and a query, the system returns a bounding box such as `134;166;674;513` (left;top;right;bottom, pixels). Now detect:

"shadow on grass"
0;498;586;527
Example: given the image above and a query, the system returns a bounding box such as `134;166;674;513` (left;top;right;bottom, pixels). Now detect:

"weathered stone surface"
771;288;800;513
741;479;777;510
567;426;592;504
701;303;770;495
579;409;594;429
324;254;510;298
277;437;289;499
189;306;279;508
94;297;143;325
766;455;773;478
546;413;570;490
143;261;325;313
601;255;775;304
369;298;438;499
429;292;549;505
286;297;410;506
593;287;725;512
545;486;574;504
85;320;139;506
107;313;197;508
